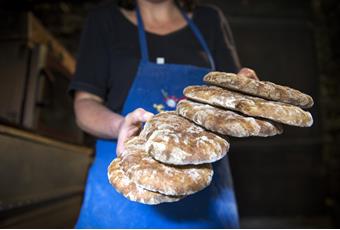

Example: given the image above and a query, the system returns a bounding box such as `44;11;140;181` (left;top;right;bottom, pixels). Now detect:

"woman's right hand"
116;108;154;157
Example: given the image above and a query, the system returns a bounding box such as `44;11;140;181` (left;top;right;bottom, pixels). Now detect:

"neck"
137;0;179;23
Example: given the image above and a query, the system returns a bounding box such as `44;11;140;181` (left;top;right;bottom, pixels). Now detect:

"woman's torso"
70;3;239;112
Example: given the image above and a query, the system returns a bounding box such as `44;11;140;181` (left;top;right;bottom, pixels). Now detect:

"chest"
104;12;213;112
121;9;191;36
109;27;208;65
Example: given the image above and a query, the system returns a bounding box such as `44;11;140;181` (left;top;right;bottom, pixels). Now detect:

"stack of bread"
107;111;228;205
108;71;314;205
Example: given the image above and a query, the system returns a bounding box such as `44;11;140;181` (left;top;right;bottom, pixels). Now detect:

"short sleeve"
210;7;241;73
68;11;110;99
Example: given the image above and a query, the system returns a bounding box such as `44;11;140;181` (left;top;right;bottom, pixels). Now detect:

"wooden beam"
27;12;76;76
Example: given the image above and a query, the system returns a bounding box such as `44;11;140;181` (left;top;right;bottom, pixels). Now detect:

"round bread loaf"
120;137;214;196
204;71;314;108
176;99;283;137
140;111;229;165
108;158;183;205
184;85;313;127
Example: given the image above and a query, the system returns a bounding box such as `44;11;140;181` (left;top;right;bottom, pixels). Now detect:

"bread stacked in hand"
108;71;314;205
108;112;229;205
180;71;313;137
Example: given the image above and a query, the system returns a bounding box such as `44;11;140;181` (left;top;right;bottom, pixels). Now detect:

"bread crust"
184;85;313;127
108;158;183;205
204;72;314;108
177;99;283;137
120;137;214;196
140;111;229;165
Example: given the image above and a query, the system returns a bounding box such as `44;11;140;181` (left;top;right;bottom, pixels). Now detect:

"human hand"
237;67;259;80
116;108;154;157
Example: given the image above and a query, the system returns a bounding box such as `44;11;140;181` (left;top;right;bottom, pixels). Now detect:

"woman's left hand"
116;108;154;156
237;67;259;80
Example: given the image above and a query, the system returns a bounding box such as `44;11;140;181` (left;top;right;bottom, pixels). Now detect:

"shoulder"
84;2;121;26
193;4;226;25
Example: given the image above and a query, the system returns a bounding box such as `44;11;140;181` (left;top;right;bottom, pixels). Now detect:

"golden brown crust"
204;72;314;108
120;137;214;196
184;85;313;127
176;99;283;137
140;111;229;165
107;158;183;205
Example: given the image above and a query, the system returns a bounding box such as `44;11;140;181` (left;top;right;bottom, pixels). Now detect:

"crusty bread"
120;137;214;196
204;71;314;108
140;111;229;165
184;85;313;127
107;158;183;205
176;99;283;137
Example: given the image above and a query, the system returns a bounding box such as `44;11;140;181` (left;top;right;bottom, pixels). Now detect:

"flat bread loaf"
120;137;214;196
184;85;313;127
108;158;183;205
177;99;283;137
204;71;314;108
140;111;229;165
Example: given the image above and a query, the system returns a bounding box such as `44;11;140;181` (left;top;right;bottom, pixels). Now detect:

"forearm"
75;98;124;139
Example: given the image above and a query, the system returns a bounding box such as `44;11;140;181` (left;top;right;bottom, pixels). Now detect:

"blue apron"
76;6;239;228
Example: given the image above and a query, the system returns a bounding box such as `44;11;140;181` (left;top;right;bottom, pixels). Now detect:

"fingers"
116;125;140;157
116;108;154;156
125;108;154;125
237;67;259;80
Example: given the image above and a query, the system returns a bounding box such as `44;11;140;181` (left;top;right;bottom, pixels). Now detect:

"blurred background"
0;0;339;228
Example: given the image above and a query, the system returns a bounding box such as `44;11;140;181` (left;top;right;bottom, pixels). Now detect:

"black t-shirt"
69;3;241;113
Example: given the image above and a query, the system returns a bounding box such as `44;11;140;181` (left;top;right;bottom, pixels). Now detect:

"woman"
70;0;257;228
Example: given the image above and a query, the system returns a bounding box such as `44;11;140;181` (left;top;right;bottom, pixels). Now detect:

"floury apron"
76;6;239;228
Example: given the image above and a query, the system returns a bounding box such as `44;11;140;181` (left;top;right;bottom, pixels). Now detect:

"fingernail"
143;112;154;120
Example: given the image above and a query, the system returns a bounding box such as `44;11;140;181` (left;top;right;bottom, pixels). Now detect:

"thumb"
238;67;259;80
127;108;154;125
141;111;154;122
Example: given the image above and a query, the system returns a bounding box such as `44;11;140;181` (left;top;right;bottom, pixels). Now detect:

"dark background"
0;0;339;228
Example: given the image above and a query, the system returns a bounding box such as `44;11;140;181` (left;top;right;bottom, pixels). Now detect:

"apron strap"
136;6;149;61
136;5;216;70
179;8;216;70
